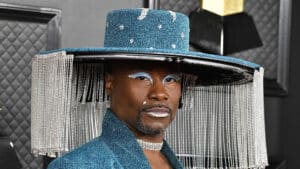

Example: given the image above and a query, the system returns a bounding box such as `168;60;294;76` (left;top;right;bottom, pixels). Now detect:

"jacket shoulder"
47;137;122;169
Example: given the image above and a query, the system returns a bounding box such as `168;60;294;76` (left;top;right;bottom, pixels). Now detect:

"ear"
105;73;114;96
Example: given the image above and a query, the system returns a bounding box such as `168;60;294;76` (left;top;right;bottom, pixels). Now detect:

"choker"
136;139;163;151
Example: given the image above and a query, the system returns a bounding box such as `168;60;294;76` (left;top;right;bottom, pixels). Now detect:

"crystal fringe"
31;51;268;168
165;68;268;169
31;51;106;157
31;51;74;157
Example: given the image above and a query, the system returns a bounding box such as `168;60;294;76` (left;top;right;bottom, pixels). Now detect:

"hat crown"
104;8;190;51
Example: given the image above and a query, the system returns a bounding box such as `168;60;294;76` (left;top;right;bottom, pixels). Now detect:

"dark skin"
105;61;181;169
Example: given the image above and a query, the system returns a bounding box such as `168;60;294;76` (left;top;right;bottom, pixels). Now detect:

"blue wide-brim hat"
42;8;261;84
31;9;268;167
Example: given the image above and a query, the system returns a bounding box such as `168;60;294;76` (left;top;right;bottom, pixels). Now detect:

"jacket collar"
101;109;183;169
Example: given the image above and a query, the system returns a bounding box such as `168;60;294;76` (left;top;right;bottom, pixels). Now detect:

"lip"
143;107;171;118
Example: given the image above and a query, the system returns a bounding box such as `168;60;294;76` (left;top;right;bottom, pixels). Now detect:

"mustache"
140;104;172;113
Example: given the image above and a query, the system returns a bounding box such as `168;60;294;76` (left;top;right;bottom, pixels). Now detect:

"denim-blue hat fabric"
104;8;189;52
41;8;261;70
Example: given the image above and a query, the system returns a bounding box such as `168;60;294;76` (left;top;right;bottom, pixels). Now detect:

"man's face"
106;61;181;136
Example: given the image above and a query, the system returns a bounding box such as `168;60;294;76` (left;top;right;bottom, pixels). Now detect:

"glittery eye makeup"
128;72;153;85
162;74;181;84
128;72;181;86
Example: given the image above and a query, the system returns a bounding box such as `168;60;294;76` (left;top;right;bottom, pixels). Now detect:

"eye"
128;72;153;84
163;74;181;84
136;76;147;80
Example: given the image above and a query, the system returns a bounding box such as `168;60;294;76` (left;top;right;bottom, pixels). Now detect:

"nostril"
149;92;169;101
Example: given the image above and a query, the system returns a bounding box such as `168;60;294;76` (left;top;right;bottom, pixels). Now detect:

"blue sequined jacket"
47;109;183;169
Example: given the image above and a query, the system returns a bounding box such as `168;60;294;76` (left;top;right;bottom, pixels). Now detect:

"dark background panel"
0;5;60;169
283;0;300;168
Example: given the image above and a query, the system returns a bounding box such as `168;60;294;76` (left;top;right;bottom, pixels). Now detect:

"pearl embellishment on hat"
119;24;124;30
137;8;149;20
158;24;162;29
130;38;134;44
181;32;185;39
169;11;177;22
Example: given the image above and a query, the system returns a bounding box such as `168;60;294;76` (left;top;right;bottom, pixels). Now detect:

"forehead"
109;60;181;73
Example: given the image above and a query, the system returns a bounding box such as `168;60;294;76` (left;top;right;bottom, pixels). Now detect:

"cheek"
167;85;181;102
110;81;147;121
114;82;149;108
127;86;149;106
166;86;181;115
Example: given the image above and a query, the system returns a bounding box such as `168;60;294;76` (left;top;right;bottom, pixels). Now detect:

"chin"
136;113;172;135
137;123;167;136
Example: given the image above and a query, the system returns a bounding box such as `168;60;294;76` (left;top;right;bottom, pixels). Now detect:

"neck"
136;134;164;142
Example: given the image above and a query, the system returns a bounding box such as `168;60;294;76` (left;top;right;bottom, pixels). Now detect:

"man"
48;60;183;169
105;61;182;168
31;8;267;169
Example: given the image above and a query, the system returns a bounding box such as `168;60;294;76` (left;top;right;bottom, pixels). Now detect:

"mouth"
143;106;171;118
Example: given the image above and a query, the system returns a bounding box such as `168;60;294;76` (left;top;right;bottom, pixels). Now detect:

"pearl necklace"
136;139;163;151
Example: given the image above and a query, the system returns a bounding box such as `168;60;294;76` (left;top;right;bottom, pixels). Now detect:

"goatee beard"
135;106;172;136
136;119;164;135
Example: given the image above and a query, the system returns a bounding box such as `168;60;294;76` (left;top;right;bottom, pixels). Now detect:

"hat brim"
42;47;261;84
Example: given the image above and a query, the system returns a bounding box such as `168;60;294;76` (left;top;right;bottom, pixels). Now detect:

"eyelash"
128;72;152;82
128;72;181;84
163;75;181;83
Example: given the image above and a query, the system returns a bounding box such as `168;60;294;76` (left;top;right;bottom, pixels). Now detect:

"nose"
148;79;169;101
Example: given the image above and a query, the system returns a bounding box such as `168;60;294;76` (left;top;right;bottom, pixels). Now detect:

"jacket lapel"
101;109;151;169
161;141;184;169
